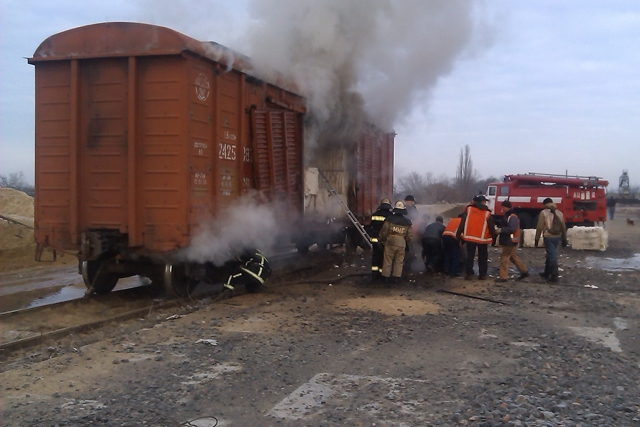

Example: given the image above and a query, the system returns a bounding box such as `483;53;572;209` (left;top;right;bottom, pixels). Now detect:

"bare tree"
397;171;428;202
0;171;34;196
455;145;477;201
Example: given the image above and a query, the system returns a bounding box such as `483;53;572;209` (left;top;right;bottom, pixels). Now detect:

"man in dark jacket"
457;195;497;280
379;201;413;283
422;216;445;273
495;200;529;282
367;198;393;278
404;195;419;221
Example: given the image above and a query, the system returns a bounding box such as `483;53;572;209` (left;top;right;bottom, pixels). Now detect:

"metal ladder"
318;170;373;249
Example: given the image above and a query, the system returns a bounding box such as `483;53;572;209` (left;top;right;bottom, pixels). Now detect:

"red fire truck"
486;173;609;229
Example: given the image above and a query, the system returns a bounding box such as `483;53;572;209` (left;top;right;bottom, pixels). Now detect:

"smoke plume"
184;193;291;265
247;0;493;139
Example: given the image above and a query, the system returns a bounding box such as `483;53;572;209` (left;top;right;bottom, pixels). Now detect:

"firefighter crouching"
367;198;393;279
224;249;272;293
379;201;413;284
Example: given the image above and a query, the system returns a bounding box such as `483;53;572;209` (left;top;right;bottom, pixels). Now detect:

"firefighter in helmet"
224;249;272;293
367;198;393;279
379;201;413;283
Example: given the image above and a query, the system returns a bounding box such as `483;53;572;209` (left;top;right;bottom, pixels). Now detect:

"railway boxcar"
29;22;394;296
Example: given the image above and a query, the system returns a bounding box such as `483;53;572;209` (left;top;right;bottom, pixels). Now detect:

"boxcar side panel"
186;58;215;228
215;67;242;211
353;125;395;221
250;109;303;209
78;58;129;232
34;62;73;250
137;56;187;252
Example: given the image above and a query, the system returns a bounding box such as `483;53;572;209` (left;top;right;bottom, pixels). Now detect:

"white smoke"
184;193;290;265
247;0;494;133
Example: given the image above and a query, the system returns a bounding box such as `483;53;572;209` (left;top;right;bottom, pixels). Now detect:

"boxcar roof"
29;22;298;93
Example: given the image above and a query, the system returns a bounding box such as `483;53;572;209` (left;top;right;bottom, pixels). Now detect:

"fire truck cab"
486;173;609;229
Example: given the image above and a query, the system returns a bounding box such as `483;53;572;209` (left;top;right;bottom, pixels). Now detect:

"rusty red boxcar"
29;22;394;296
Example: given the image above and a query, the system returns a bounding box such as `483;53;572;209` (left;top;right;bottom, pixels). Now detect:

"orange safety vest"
507;213;521;244
442;217;461;238
461;206;492;244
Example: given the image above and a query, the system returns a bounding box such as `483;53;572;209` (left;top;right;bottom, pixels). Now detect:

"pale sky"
1;0;638;190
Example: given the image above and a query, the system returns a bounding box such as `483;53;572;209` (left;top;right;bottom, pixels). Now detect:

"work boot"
494;277;508;283
547;275;559;283
464;274;474;281
517;272;530;280
539;272;548;280
478;275;488;280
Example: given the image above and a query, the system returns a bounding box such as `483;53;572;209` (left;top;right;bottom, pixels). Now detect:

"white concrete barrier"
567;226;608;251
521;229;540;248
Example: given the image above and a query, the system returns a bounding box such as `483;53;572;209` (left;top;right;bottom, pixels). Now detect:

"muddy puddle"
0;277;145;313
585;253;640;271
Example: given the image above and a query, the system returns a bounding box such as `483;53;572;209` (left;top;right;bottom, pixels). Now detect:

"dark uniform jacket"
368;207;392;243
423;221;445;239
497;209;520;246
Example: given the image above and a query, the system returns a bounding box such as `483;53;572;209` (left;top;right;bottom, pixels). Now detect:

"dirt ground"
1;205;640;426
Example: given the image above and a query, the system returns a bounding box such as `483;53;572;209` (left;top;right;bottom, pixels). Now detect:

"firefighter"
494;200;529;282
442;214;463;278
379;201;413;283
367;198;393;278
456;195;497;280
224;249;272;292
534;198;568;283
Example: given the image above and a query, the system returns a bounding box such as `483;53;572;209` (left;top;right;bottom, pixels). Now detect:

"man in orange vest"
494;200;529;282
441;214;463;278
456;195;497;280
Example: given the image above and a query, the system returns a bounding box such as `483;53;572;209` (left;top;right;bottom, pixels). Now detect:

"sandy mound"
0;188;34;220
0;188;71;272
1;188;35;251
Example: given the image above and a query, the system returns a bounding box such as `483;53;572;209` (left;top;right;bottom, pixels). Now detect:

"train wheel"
163;264;198;298
81;260;119;295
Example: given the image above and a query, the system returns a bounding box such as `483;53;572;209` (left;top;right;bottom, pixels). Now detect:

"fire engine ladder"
318;170;373;249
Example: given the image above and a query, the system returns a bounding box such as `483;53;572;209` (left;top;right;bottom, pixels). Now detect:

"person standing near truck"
606;197;617;220
457;195;497;280
494;200;529;282
535;198;568;283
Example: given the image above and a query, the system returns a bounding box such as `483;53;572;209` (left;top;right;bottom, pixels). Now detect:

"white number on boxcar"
243;147;252;162
218;143;237;160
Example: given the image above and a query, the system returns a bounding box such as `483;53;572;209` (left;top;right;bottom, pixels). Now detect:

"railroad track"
0;248;350;361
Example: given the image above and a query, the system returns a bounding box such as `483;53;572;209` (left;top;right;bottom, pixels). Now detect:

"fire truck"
486;173;609;229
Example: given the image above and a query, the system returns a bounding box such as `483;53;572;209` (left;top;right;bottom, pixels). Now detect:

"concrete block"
567;226;608;251
521;229;540;248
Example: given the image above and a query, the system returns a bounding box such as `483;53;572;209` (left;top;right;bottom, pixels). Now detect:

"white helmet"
394;201;406;210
